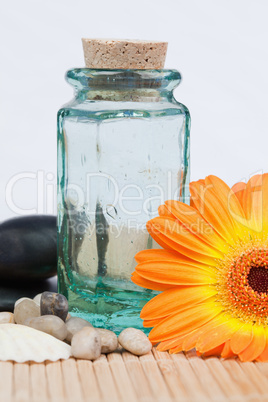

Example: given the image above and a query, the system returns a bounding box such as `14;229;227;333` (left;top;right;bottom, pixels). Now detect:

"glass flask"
57;68;190;333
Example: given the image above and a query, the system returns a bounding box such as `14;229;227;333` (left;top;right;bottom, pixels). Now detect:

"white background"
1;0;268;221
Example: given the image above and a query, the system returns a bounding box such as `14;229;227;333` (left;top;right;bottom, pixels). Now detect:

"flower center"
248;266;268;294
217;244;268;325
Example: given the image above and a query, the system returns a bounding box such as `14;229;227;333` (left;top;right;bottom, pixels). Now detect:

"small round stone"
14;297;31;308
0;312;15;324
65;317;93;343
26;315;67;341
40;292;68;321
33;293;42;305
71;327;101;360
14;299;40;325
118;328;152;356
97;329;118;354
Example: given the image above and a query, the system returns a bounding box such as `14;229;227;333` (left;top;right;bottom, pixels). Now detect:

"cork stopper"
82;38;168;70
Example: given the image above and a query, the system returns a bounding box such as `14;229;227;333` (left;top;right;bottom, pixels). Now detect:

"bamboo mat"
1;348;268;402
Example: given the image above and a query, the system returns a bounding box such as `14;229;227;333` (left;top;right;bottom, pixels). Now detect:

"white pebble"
14;297;32;308
33;293;42;305
65;317;93;343
118;328;152;356
26;315;67;341
71;327;101;360
0;312;15;324
14;299;40;324
97;328;118;354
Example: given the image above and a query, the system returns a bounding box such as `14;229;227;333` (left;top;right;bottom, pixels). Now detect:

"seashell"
0;324;71;363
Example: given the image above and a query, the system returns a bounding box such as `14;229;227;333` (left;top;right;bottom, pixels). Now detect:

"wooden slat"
122;351;154;402
170;351;210;401
45;360;66;402
107;352;138;402
0;361;13;402
13;363;30;402
76;360;102;402
93;354;120;402
256;361;268;378
61;358;84;402
221;359;261;399
139;351;174;402
30;362;49;402
238;361;268;397
0;348;268;402
152;350;189;401
203;357;242;399
185;350;227;401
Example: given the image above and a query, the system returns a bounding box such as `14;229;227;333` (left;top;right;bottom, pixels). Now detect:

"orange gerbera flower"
132;174;268;362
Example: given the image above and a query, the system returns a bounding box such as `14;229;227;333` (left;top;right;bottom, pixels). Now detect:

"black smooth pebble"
0;215;57;281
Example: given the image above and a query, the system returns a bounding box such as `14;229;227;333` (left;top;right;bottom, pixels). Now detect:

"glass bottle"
57;68;190;333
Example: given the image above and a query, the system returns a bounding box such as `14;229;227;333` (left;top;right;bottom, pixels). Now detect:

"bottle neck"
66;68;181;103
78;88;173;102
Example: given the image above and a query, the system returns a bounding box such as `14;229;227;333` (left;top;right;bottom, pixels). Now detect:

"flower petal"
164;200;227;252
242;174;262;220
242;175;264;234
230;323;253;354
182;314;226;351
190;177;242;243
131;271;173;291
140;286;217;320
156;333;190;352
205;175;246;236
231;181;247;205
157;314;225;354
135;249;193;264
262;174;268;235
196;318;243;353
147;216;223;259
238;325;266;362
241;173;268;236
158;204;174;217
202;344;225;357
136;260;217;286
149;301;221;343
221;340;236;359
147;221;219;266
143;318;163;328
256;328;268;362
169;344;190;354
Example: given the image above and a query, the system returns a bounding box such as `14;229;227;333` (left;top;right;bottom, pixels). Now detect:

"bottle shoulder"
58;98;189;120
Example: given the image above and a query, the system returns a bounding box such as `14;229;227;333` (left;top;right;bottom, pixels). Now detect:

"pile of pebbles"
0;291;152;360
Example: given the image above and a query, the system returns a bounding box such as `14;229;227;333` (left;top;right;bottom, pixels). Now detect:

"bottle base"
69;308;150;335
59;274;156;335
